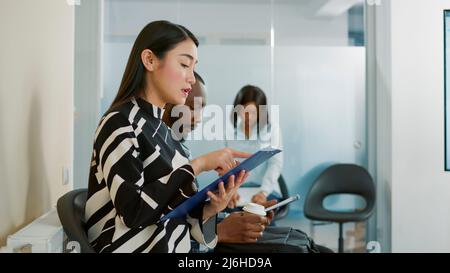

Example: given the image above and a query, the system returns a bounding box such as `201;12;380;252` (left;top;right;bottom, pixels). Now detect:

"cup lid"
242;202;266;216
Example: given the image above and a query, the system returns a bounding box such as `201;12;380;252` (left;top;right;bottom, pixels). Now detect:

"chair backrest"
56;188;95;253
274;175;290;220
304;164;376;223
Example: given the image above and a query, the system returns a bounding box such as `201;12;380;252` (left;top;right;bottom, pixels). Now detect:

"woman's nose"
187;70;196;85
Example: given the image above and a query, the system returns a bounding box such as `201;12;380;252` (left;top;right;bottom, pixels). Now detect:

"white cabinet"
6;208;64;253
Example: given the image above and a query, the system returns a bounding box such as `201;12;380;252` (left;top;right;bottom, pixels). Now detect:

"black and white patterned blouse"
85;97;217;253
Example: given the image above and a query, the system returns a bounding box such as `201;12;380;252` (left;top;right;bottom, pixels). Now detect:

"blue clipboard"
159;147;282;222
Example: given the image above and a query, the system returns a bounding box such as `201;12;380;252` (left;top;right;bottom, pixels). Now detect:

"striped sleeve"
186;204;218;249
94;112;195;228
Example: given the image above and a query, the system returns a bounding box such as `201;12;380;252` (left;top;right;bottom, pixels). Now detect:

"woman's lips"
182;88;192;96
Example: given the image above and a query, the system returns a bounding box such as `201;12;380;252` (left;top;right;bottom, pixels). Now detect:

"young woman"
85;21;250;253
226;85;284;205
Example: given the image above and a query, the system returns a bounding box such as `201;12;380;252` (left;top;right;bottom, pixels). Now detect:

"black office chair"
273;175;290;221
57;188;95;253
304;164;376;253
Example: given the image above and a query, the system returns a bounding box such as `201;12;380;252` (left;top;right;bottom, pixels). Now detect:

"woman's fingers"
225;171;247;195
210;167;249;212
238;170;246;180
231;159;238;168
207;191;219;203
218;181;226;197
196;148;250;174
228;193;240;209
226;172;244;196
215;167;226;177
226;175;235;192
243;172;250;185
235;170;248;187
222;159;235;173
228;199;235;209
228;148;252;159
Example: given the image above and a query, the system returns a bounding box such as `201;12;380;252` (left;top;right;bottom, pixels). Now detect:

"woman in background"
226;85;284;205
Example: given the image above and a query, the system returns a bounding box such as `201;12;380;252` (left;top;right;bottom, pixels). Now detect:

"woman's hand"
251;192;267;205
191;148;251;176
227;192;240;209
203;170;249;220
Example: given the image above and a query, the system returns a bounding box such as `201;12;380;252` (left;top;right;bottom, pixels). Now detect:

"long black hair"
231;85;269;135
107;20;199;113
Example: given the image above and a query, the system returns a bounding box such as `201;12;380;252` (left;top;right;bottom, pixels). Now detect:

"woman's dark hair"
231;85;269;135
107;20;199;113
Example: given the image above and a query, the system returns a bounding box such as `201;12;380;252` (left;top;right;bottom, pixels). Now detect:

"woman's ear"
141;49;158;71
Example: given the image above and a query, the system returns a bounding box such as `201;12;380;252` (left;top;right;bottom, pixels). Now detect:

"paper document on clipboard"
159;147;282;222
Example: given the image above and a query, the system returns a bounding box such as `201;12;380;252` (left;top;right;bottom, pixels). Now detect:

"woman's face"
240;102;258;128
150;39;198;106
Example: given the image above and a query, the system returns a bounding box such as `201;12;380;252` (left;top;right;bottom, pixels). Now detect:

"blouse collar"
133;97;165;120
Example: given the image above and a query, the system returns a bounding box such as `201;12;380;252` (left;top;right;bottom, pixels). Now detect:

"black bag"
214;227;320;253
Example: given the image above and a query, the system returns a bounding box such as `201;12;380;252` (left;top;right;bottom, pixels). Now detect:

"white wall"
0;0;74;246
376;0;450;252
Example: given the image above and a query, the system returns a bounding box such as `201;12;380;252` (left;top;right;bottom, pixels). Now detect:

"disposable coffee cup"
242;202;266;216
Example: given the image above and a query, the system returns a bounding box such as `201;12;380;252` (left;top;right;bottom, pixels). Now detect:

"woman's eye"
181;63;189;68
